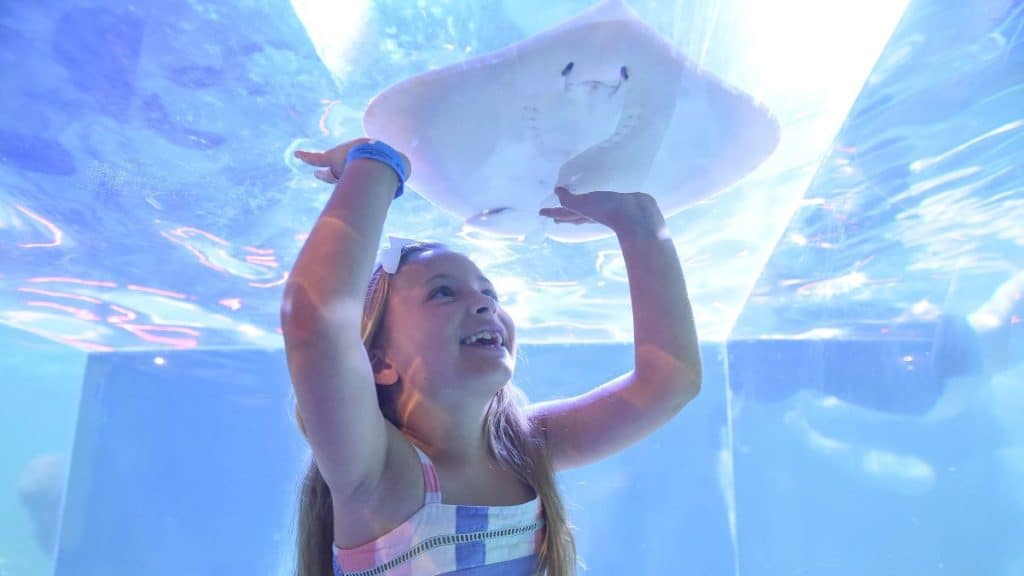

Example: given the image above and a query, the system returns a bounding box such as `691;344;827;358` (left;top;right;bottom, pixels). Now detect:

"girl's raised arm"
281;140;408;501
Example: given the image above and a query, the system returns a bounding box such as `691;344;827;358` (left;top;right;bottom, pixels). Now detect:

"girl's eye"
431;286;455;298
430;286;500;301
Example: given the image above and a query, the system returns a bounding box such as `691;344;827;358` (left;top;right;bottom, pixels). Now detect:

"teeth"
461;330;503;346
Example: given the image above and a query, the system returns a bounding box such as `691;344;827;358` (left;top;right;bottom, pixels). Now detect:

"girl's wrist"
344;141;410;198
613;201;667;241
342;157;401;193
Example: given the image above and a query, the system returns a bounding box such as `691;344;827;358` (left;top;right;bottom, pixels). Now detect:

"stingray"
362;0;781;242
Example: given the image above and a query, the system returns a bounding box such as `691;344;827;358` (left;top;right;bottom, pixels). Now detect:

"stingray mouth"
561;62;629;94
467;206;513;225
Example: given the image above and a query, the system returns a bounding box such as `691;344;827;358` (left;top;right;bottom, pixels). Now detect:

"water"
0;0;1021;574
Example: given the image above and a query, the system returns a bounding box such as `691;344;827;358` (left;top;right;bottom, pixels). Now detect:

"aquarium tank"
0;0;1021;574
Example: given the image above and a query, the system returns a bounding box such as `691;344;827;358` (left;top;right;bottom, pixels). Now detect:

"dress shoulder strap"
410;444;442;505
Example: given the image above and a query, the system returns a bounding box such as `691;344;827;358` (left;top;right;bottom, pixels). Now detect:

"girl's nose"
474;295;496;315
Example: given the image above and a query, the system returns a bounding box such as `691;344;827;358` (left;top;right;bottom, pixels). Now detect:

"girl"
283;138;701;575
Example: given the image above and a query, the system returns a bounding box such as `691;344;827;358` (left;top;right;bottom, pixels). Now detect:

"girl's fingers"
294;150;329;166
564;217;592;225
540;210;592;225
314;168;339;184
539;206;583;218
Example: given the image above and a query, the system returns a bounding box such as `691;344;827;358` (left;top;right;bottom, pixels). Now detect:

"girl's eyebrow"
425;273;492;285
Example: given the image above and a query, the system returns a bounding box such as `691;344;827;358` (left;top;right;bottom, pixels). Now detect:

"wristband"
345;140;408;198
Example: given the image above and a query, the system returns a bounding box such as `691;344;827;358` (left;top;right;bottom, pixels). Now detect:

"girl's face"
374;248;516;401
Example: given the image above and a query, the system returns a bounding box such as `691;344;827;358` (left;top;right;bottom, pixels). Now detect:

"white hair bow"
376;235;418;274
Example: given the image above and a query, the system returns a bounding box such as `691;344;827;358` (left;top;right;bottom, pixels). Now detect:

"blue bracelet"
345;140;408;198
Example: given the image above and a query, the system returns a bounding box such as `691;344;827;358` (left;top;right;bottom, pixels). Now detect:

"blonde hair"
293;241;576;575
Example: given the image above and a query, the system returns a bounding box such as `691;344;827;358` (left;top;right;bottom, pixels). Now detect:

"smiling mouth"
461;340;506;351
459;337;510;354
460;329;504;346
464;342;503;352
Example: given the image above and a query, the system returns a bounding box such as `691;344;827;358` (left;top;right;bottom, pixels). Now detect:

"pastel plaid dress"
333;445;546;575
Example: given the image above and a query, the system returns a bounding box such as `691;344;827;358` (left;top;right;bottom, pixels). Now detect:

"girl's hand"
538;187;666;237
294;138;412;185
